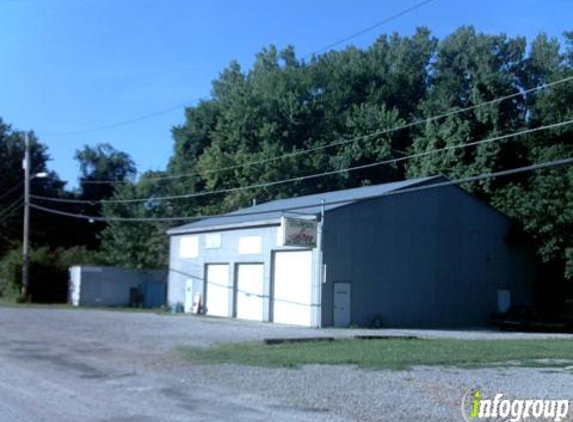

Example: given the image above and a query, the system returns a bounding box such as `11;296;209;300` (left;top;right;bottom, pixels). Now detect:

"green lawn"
0;299;168;314
0;299;71;309
181;338;573;370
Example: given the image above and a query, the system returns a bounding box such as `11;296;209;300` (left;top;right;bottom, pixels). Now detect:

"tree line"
1;26;572;301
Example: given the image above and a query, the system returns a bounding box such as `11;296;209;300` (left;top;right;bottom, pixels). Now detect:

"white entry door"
235;264;264;321
497;289;511;313
273;250;313;326
184;279;195;313
205;264;230;317
333;283;351;327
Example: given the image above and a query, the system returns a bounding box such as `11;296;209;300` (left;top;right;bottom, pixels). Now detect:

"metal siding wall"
79;267;136;306
168;225;321;325
167;236;184;306
77;267;166;307
322;186;534;327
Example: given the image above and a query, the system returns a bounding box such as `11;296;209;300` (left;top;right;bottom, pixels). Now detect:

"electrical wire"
0;180;24;201
37;0;436;139
39;102;194;137
29;156;573;223
77;75;573;185
30;118;573;205
168;267;320;307
0;199;24;224
304;0;436;57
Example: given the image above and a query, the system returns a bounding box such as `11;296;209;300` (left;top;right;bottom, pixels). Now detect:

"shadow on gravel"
8;349;109;379
159;387;205;411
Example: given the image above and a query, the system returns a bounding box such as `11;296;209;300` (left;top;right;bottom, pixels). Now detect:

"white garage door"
235;264;264;321
205;264;230;317
273;250;313;326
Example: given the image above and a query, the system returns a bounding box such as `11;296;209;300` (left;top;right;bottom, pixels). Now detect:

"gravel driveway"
1;307;572;421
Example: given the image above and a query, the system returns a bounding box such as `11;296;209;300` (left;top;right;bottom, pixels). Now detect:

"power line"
0;199;23;224
168;267;320;308
30;118;573;205
29;156;573;223
78;75;573;185
39;101;195;137
304;0;436;57
36;1;436;139
0;200;24;244
0;180;24;201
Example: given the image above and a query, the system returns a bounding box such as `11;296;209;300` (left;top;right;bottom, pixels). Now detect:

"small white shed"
69;266;167;308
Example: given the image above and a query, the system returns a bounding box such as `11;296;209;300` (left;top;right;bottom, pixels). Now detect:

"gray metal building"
69;266;167;308
167;176;534;328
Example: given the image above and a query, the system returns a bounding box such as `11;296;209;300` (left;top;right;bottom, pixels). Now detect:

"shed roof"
167;176;440;235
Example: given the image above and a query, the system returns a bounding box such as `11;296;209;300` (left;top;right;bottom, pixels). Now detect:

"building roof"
167;176;440;235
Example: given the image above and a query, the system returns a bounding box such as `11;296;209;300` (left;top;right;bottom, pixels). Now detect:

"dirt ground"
1;307;571;421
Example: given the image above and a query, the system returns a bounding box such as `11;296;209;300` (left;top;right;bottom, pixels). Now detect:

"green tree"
0;120;66;255
97;26;573;287
407;26;528;194
493;32;573;279
72;143;137;248
99;171;172;269
170;29;436;216
76;143;136;200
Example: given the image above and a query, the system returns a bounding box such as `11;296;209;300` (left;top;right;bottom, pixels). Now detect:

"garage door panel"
273;250;313;326
236;264;264;321
205;264;230;317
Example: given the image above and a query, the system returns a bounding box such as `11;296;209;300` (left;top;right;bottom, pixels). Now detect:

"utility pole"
21;131;30;301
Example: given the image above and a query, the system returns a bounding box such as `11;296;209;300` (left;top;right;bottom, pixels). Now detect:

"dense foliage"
1;26;573;299
0;246;102;302
156;27;573;278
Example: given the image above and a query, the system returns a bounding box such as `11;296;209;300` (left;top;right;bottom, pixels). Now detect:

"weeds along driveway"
1;307;572;422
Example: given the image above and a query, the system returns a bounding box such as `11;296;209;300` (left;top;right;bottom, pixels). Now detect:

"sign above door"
278;217;318;248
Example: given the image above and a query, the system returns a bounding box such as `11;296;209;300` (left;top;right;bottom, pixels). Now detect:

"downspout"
316;199;325;328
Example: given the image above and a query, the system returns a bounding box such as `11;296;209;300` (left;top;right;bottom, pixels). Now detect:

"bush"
0;248;22;301
58;246;104;269
0;246;104;303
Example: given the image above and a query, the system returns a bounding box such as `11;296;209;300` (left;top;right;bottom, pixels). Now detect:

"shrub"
0;246;104;303
0;248;22;301
57;246;104;269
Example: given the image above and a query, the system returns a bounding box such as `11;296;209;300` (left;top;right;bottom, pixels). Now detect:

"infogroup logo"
460;389;570;422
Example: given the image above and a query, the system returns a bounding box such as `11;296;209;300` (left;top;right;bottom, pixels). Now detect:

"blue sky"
0;0;571;188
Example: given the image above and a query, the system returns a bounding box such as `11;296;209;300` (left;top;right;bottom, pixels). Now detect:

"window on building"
238;236;262;254
205;233;222;249
179;236;199;258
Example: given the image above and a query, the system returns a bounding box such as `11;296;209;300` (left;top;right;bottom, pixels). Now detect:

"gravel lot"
1;307;572;421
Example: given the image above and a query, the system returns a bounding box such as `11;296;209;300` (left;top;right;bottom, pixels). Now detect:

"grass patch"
181;338;573;370
0;299;71;309
0;300;168;314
